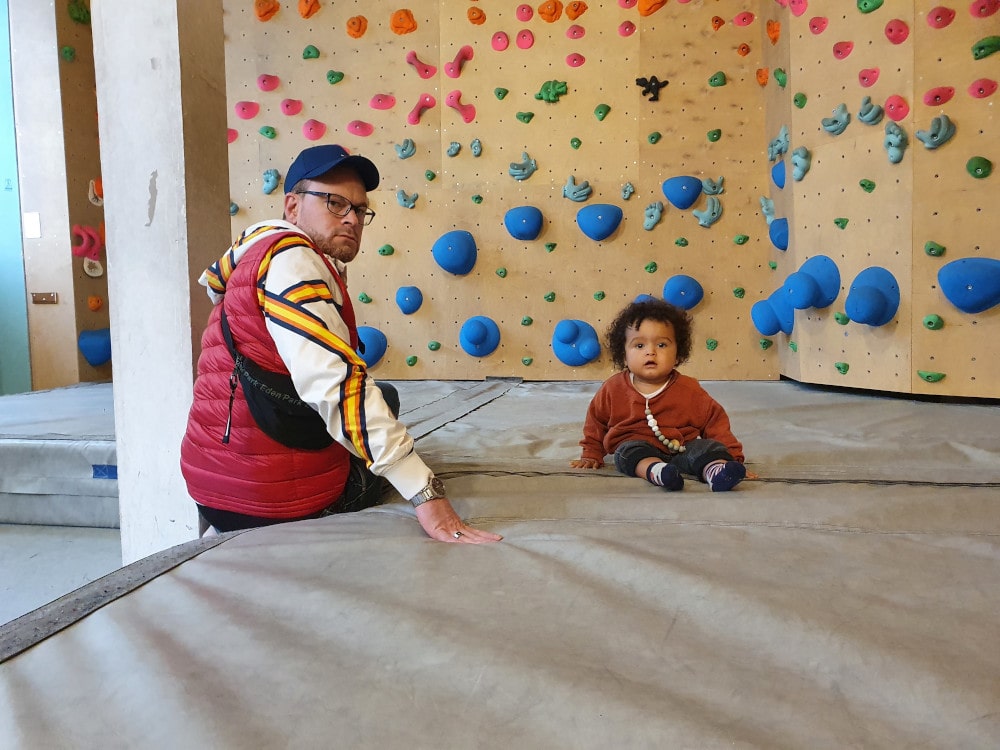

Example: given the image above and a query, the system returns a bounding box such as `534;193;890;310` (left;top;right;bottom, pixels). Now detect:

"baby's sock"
703;460;746;492
645;462;684;491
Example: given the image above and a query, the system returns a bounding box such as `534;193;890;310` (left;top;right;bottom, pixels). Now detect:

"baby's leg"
614;440;683;491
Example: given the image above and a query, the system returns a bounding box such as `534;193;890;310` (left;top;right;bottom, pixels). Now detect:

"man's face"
283;166;369;263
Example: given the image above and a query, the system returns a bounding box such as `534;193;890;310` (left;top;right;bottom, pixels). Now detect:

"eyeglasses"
295;190;377;225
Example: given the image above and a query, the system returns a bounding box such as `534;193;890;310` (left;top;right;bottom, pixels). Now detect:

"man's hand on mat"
415;498;503;543
570;458;603;469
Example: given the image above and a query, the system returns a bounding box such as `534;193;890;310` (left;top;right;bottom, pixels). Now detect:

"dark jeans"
198;382;399;532
613;438;734;483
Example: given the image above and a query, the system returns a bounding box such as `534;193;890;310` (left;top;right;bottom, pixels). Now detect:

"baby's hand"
570;458;603;469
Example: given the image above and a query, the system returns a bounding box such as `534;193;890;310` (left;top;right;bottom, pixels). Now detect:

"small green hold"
425;170;436;181
835;362;850;375
834;312;850;325
545;242;557;253
378;244;394;256
834;217;849;229
859;179;876;193
302;45;320;60
494;88;509;100
789;341;798;352
496;267;507;278
972;36;1000;61
708;71;727;87
594;291;606;301
428;341;441;351
923;314;944;330
707;129;722;142
60;46;76;62
648;132;662;144
406;356;418;367
918;370;946;383
327;70;344;84
472;195;484;204
594;104;611;121
857;0;884;13
759;339;773;350
521;316;533;326
773;68;787;88
793;93;807;109
517;112;535;124
570;138;582;149
68;0;90;24
229;202;239;216
522;357;533;366
734;234;749;245
259;126;277;139
733;287;745;299
675;237;689;247
924;241;946;257
706;339;719;351
544;292;556;302
645;262;658;273
358;293;372;304
966;156;993;179
768;261;778;270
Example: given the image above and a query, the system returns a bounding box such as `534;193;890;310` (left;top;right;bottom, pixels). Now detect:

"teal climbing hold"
792;147;811;181
858;96;885;126
702;177;724;195
915;115;956;149
394;139;416;159
884;122;908;164
509;152;538;181
576;204;624;241
643;202;664;231
822;103;851;135
693;196;722;228
563;176;592;202
396;189;418;209
938;257;1000;313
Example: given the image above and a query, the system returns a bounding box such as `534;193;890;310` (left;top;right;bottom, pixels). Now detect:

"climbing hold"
428;341;441;351
522;358;533;366
262;169;280;195
636;76;669;101
927;6;957;29
594;104;611;121
369;94;396;111
302;45;320;59
229;202;239;216
711;16;725;31
969;78;998;98
733;287;746;298
675;237;689;247
471;139;483;157
884;18;909;44
405;51;436;79
788;0;807;16
760;197;776;224
516;30;535;49
734;11;755;26
789;342;798;352
396;189;418;209
647;132;662;145
791;147;811;181
663;275;704;310
832;41;854;59
552;320;601;366
68;0;91;23
356;327;386;367
394;139;417;159
390;9;418;35
378;244;395;256
858;96;885;125
938;257;1000;312
923;87;955;106
883;121;909;164
496;268;507;278
576;204;624;241
516;3;533;21
734;235;749;245
768;125;790;161
759;339;773;350
298;0;320;18
750;290;795;336
407;93;436;125
773;69;788;88
346;15;368;38
643;202;664;231
809;16;829;34
638;0;667;16
504;206;544;240
445;45;474;78
845;267;900;326
706;339;719;352
923;314;944;330
771;161;786;189
834;312;849;325
70;224;103;260
406;356;418;367
885;95;910;122
509;152;538;182
432;230;478;275
517;112;536;123
492;32;510;51
707;128;722;141
834;218;849;229
915;115;956;149
594;291;606;301
567;24;585;39
918;370;946;383
784;255;841;310
708;71;727;87
358;293;372;304
702;177;724;195
258;126;276;139
860;179;876;192
78;329;112;367
87;294;103;311
545;243;557;253
536;80;569;102
227;129;238;144
966;156;993;178
59;45;75;61
857;0;883;12
471;195;483;204
468;6;486;25
281;99;303;116
347;120;374;137
302;119;327;139
395;286;424;315
447;142;461;157
756;69;770;87
766;20;781;44
834;362;849;375
424;171;436;182
494;88;509;100
645;262;658;273
446;90;476;123
570;138;582;150
661;176;703;209
793;93;807;108
821;103;851;135
544;292;556;302
538;0;563;22
693;196;723;228
970;0;1000;17
522;316;533;326
234;101;260;120
619;21;637;36
859;68;880;88
769;217;789;251
567;1;588;20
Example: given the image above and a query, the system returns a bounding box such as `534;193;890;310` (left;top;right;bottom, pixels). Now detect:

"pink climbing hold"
567;24;586;39
445;45;474;78
733;11;754;26
970;0;1000;17
369;94;396;110
884;19;910;44
492;32;509;51
859;68;880;87
618;0;636;7
566;53;586;68
71;224;103;261
257;74;280;92
234;101;260;120
923;86;955;106
619;21;636;36
302;119;327;140
516;29;535;49
281;98;303;115
968;78;998;98
809;16;828;34
789;0;808;17
407;93;437;125
927;6;956;28
516;3;533;21
833;41;854;59
405;50;437;79
446;90;476;123
347;120;374;137
885;94;910;122
227;128;239;144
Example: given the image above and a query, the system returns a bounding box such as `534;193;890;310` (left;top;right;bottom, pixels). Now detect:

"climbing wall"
222;0;999;396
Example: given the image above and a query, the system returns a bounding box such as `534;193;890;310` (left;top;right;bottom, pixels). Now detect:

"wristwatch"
408;476;446;507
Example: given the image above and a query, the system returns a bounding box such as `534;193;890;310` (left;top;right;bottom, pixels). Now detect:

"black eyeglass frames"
295;190;377;225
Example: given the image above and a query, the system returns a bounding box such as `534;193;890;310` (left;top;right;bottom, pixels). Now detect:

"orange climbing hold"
711;16;725;31
538;1;563;22
638;0;667;17
88;295;103;312
346;15;368;38
390;9;418;34
737;43;751;57
254;0;279;22
467;6;486;24
566;1;588;20
298;0;319;19
766;19;781;45
756;68;769;86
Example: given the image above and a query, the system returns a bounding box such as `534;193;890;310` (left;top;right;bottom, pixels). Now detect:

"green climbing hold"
924;241;946;257
303;45;320;59
425;170;436;181
535;80;568;103
768;261;778;270
972;36;1000;61
545;243;557;253
68;0;90;24
544;292;556;302
733;287;745;299
406;356;418;367
708;72;727;88
358;293;372;304
594;104;611;121
918;370;946;383
378;244;394;256
517;112;535;124
522;357;533;366
734;234;749;245
857;0;883;13
706;339;719;351
834;312;850;325
793;93;807;109
759;339;773;350
60;46;76;62
327;70;344;84
570;138;582;149
594;291;606;301
835;362;850;375
495;88;509;100
923;314;944;330
675;237;689;247
834;218;849;229
427;341;442;352
648;132;662;145
496;267;508;278
259;126;277;139
859;179;876;193
472;195;484;204
707;129;722;142
966;156;993;179
644;262;658;273
789;341;798;353
521;316;533;326
773;69;787;88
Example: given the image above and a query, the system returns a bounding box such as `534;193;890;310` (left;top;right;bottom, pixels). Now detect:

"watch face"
430;477;446;495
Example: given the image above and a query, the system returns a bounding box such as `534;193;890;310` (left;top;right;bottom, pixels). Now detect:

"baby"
571;298;750;492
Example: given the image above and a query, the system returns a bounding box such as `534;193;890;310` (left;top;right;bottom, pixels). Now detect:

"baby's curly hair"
606;298;694;371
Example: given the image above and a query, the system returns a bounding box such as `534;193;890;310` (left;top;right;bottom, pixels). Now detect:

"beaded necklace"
632;371;686;454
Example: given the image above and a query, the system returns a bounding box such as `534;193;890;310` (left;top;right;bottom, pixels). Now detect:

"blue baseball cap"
284;144;380;193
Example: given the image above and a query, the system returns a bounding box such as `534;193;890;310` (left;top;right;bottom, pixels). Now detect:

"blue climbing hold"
356;326;388;368
576;204;623;241
784;255;840;309
661;176;703;210
938;257;1000;314
767;288;795;334
552;319;601;366
78;328;112;367
634;293;658;304
662;275;704;310
845;267;899;326
504;206;544;240
460;316;501;357
769;217;789;251
750;299;782;336
395;286;423;315
771;160;786;190
431;230;478;275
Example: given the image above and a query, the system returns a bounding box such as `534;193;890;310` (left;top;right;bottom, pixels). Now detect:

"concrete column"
91;1;230;563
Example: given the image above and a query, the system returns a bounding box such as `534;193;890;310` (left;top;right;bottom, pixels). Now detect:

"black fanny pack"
219;306;333;450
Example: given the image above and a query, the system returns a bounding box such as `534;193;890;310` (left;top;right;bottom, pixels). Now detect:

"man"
181;144;501;544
